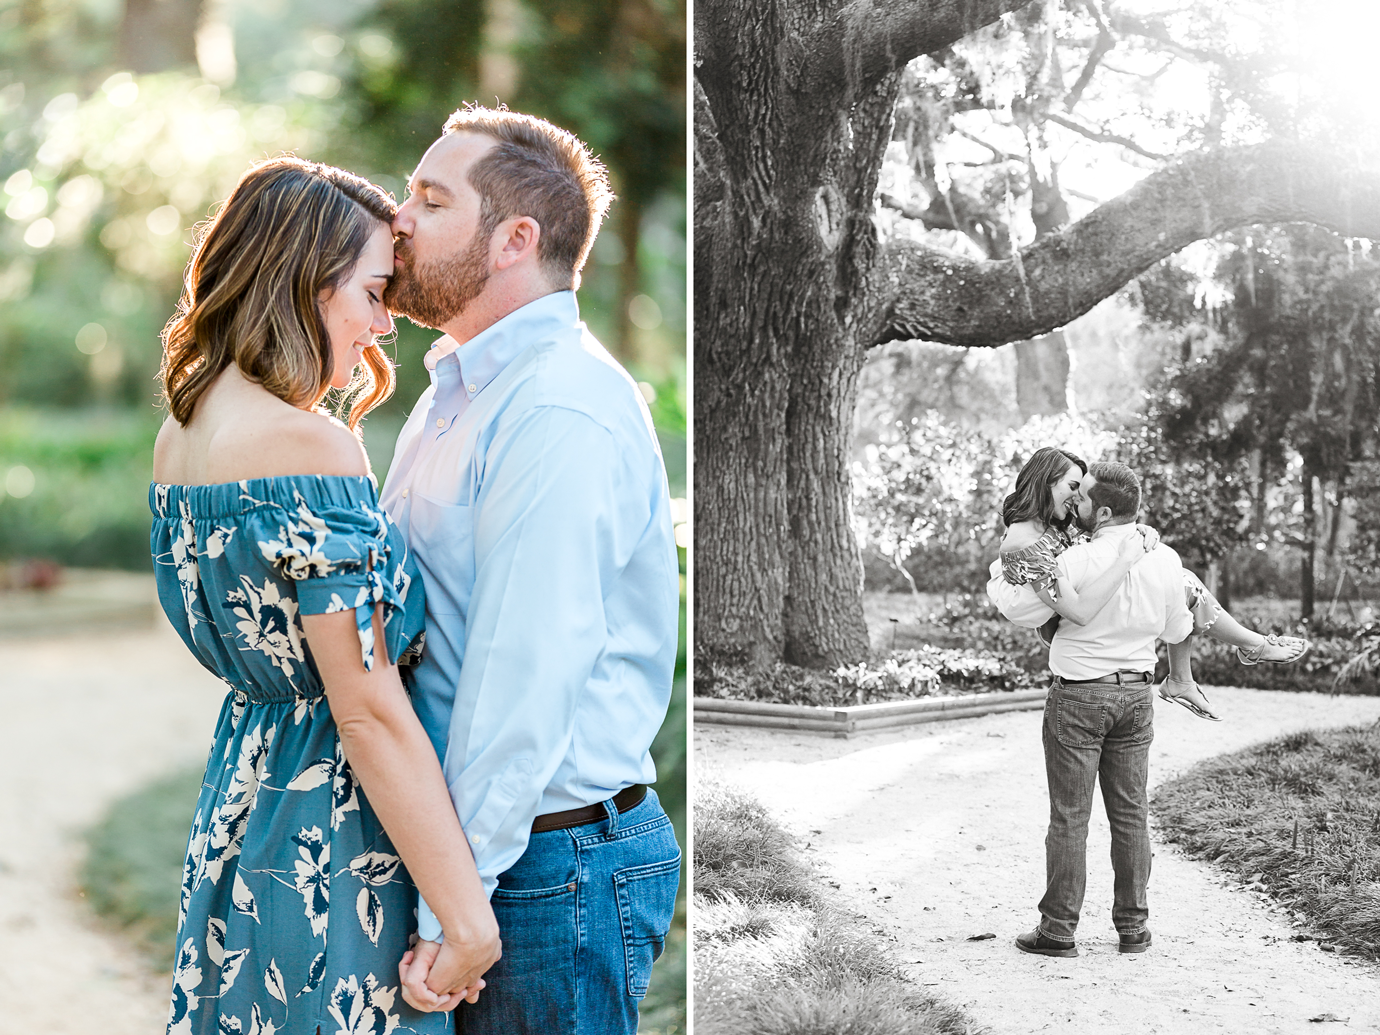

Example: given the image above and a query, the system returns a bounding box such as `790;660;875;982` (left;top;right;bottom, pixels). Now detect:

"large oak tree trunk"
694;0;1380;671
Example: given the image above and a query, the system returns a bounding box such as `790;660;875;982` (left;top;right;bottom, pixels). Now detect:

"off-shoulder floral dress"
150;475;448;1035
1000;523;1222;632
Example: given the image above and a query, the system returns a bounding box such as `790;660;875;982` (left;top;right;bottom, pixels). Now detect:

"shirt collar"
426;291;579;398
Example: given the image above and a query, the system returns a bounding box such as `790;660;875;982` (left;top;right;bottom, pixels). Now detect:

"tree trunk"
1015;158;1073;418
1015;332;1071;418
1301;465;1317;621
615;193;644;365
1326;484;1344;558
119;0;203;73
1217;553;1233;614
694;0;1380;672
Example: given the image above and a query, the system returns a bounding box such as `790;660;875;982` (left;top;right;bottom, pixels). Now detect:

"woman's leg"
1180;569;1309;663
1159;634;1221;720
1165;634;1195;683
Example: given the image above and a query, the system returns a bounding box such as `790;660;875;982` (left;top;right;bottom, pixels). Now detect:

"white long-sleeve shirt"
1045;523;1193;679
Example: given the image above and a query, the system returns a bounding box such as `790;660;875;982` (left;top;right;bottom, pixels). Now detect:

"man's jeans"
457;788;681;1035
1038;680;1154;942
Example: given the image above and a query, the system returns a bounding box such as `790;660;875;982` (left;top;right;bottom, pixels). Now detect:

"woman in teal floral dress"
150;157;499;1034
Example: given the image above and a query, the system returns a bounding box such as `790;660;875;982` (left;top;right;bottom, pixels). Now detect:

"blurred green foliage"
0;405;161;567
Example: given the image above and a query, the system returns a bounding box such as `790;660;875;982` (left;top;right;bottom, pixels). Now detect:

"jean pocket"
1129;702;1155;741
489;879;578;980
612;853;681;998
1055;695;1107;748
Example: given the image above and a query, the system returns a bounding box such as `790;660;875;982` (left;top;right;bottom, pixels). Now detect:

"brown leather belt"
1055;670;1152;686
531;784;648;833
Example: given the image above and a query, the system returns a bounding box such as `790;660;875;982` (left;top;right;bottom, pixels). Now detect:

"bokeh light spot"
4;466;35;499
146;205;182;236
22;218;54;248
75;323;107;355
629;294;663;330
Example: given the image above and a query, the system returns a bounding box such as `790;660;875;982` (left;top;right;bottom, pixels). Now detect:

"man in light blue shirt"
379;106;681;1032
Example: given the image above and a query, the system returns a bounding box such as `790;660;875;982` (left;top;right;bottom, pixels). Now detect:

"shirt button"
402;489;408;498
468;383;477;392
470;835;481;845
435;418;445;428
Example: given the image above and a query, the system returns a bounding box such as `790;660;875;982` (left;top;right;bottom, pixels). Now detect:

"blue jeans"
1038;680;1154;942
456;788;681;1035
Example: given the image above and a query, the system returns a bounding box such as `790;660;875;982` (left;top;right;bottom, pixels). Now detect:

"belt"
1055;670;1152;686
530;784;647;833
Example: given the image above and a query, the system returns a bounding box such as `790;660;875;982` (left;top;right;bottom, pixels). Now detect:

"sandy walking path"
696;686;1380;1034
0;617;227;1035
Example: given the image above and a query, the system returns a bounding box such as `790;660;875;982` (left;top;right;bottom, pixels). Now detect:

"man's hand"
398;940;474;1013
421;924;502;1003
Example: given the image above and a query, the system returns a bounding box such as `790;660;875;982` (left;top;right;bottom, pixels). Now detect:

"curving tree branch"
1043;111;1168;161
875;141;1380;348
1064;5;1114;111
802;0;1033;92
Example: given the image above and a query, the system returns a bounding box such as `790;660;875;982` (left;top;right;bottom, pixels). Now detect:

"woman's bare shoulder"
999;521;1047;555
225;408;369;480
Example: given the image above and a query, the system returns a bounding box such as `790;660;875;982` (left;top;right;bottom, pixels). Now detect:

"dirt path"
696;686;1380;1034
0;616;227;1035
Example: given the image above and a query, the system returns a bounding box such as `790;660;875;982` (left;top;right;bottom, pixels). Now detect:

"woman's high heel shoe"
1157;678;1222;722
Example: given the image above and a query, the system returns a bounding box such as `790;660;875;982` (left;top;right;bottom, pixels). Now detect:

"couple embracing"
151;106;680;1033
988;448;1308;957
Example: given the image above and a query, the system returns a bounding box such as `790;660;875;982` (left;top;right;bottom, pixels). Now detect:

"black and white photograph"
693;1;1380;1031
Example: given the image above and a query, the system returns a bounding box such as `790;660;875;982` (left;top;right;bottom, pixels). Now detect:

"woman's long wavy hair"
160;157;397;430
1001;447;1087;531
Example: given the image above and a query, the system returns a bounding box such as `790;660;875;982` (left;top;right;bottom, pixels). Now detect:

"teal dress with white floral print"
150;475;450;1035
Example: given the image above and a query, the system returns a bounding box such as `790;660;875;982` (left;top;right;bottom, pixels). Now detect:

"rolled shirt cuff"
416;895;443;944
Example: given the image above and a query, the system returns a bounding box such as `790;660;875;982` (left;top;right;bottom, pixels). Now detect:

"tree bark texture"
695;0;1380;669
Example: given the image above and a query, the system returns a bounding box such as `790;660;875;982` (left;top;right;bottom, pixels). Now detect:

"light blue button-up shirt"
379;290;679;941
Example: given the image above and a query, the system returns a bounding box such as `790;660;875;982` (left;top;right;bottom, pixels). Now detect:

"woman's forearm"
333;688;494;945
303;609;498;953
1047;552;1139;625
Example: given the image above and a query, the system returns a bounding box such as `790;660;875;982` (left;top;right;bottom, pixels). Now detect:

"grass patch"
693;782;979;1035
80;764;202;969
640;902;687;1034
1153;725;1380;959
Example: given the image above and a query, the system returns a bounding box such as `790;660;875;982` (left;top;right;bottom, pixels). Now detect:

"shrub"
697;644;1039;708
834;646;1037;702
0;406;160;570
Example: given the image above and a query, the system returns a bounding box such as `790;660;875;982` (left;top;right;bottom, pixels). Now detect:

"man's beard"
1072;507;1095;534
384;227;490;329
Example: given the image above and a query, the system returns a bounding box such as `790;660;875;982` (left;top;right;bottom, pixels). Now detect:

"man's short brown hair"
1087;462;1141;520
443;105;613;287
